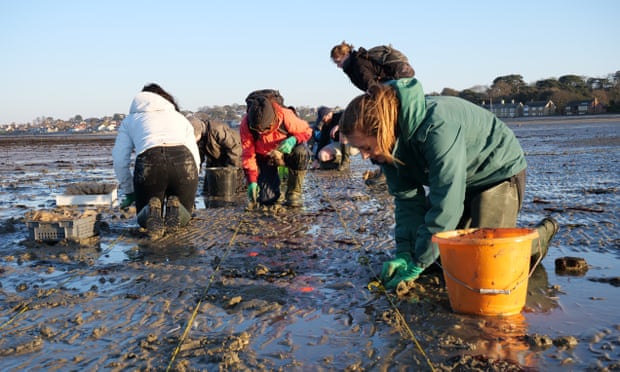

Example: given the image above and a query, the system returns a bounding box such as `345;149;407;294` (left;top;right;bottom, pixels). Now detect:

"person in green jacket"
339;78;559;290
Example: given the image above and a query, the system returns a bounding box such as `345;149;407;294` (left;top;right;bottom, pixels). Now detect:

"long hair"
142;83;180;112
330;41;353;61
340;84;400;164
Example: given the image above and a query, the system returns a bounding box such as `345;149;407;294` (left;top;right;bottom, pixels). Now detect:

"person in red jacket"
240;93;312;207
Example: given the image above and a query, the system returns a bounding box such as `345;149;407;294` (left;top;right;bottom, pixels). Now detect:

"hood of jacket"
129;91;175;114
388;78;427;143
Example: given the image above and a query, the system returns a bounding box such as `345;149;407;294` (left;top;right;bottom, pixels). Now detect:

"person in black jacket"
310;106;357;171
330;41;415;92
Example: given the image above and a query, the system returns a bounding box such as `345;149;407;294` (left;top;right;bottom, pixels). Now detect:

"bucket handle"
436;240;544;295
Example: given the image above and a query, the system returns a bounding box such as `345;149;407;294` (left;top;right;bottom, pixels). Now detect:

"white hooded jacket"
112;91;200;194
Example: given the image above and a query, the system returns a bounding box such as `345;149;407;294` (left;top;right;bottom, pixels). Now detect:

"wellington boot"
165;195;192;233
137;197;165;240
530;217;560;266
285;170;306;208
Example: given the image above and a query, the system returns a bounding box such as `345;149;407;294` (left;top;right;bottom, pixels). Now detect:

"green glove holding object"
247;182;258;202
120;193;135;208
277;136;297;154
380;254;425;290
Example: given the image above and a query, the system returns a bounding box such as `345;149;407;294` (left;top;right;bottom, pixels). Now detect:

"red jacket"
240;103;311;183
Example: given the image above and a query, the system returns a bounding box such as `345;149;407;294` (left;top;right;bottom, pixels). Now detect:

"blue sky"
1;0;618;124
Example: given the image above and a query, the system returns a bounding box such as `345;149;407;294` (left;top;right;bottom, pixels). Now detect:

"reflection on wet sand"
477;313;538;368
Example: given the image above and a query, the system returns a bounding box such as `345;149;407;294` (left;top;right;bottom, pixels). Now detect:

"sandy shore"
0;118;618;370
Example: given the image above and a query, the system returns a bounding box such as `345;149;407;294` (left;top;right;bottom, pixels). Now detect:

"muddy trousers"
133;145;198;227
455;169;549;264
255;143;310;205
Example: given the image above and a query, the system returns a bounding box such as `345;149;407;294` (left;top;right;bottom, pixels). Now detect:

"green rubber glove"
380;256;425;290
247;182;258;202
120;193;135;208
277;136;297;154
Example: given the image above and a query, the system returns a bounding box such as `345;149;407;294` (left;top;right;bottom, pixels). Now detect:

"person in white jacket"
112;83;200;239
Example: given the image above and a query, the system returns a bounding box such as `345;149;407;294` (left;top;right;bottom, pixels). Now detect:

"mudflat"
0;116;618;370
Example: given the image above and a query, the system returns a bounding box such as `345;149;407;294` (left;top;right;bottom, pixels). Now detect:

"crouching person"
188;113;245;194
113;83;200;239
240;91;312;208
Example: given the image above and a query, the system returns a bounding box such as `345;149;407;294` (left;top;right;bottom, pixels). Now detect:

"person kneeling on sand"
240;90;312;208
112;83;200;239
339;78;559;291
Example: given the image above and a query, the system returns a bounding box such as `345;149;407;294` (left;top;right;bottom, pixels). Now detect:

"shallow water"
0;119;619;370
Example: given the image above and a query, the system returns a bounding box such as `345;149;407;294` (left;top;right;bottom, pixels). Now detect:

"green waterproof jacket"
384;78;527;268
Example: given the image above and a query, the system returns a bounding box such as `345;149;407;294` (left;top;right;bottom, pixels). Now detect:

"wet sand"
0;116;619;370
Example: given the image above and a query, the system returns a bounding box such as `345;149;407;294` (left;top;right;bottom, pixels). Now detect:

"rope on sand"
165;211;245;372
316;173;436;372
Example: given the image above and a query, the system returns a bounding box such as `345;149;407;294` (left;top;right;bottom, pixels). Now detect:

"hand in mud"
120;193;135;208
380;257;424;290
267;150;285;166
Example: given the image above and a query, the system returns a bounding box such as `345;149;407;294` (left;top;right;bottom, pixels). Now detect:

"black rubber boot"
165;195;191;233
137;197;165;239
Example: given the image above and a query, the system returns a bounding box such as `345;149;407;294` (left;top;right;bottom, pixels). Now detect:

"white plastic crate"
56;183;117;206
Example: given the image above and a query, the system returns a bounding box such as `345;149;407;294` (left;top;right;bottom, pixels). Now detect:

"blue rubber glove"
120;193;135;208
247;182;258;202
380;256;425;290
277;136;297;154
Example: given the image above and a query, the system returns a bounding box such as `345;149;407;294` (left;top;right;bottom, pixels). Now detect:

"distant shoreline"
504;113;620;125
1;114;618;144
0;132;116;144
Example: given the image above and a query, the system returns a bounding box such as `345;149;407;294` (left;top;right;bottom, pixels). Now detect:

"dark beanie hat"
317;106;332;123
248;96;275;132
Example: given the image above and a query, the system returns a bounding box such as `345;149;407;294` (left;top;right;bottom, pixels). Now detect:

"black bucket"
205;167;237;201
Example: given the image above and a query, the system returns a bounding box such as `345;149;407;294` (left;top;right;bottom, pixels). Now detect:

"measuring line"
315;172;436;371
165;211;246;372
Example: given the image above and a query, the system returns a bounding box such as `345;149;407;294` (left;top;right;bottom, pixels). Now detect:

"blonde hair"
330;41;353;61
340;85;401;164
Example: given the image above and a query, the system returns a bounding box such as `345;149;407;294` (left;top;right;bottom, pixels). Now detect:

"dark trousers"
134;145;198;214
256;143;309;205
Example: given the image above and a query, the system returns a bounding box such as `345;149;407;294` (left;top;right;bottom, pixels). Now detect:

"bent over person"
330;41;415;93
112;83;200;239
240;90;312;208
311;106;357;171
188;113;244;194
339;78;559;291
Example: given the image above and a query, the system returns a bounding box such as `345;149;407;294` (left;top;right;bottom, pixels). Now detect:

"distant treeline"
197;72;620;122
438;72;620;114
6;71;619;127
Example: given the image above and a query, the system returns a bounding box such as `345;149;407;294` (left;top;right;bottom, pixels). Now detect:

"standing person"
113;83;200;239
339;78;559;291
240;90;312;208
188;113;244;194
310;106;357;171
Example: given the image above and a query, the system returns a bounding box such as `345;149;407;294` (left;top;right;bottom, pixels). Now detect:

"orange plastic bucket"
432;228;538;316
